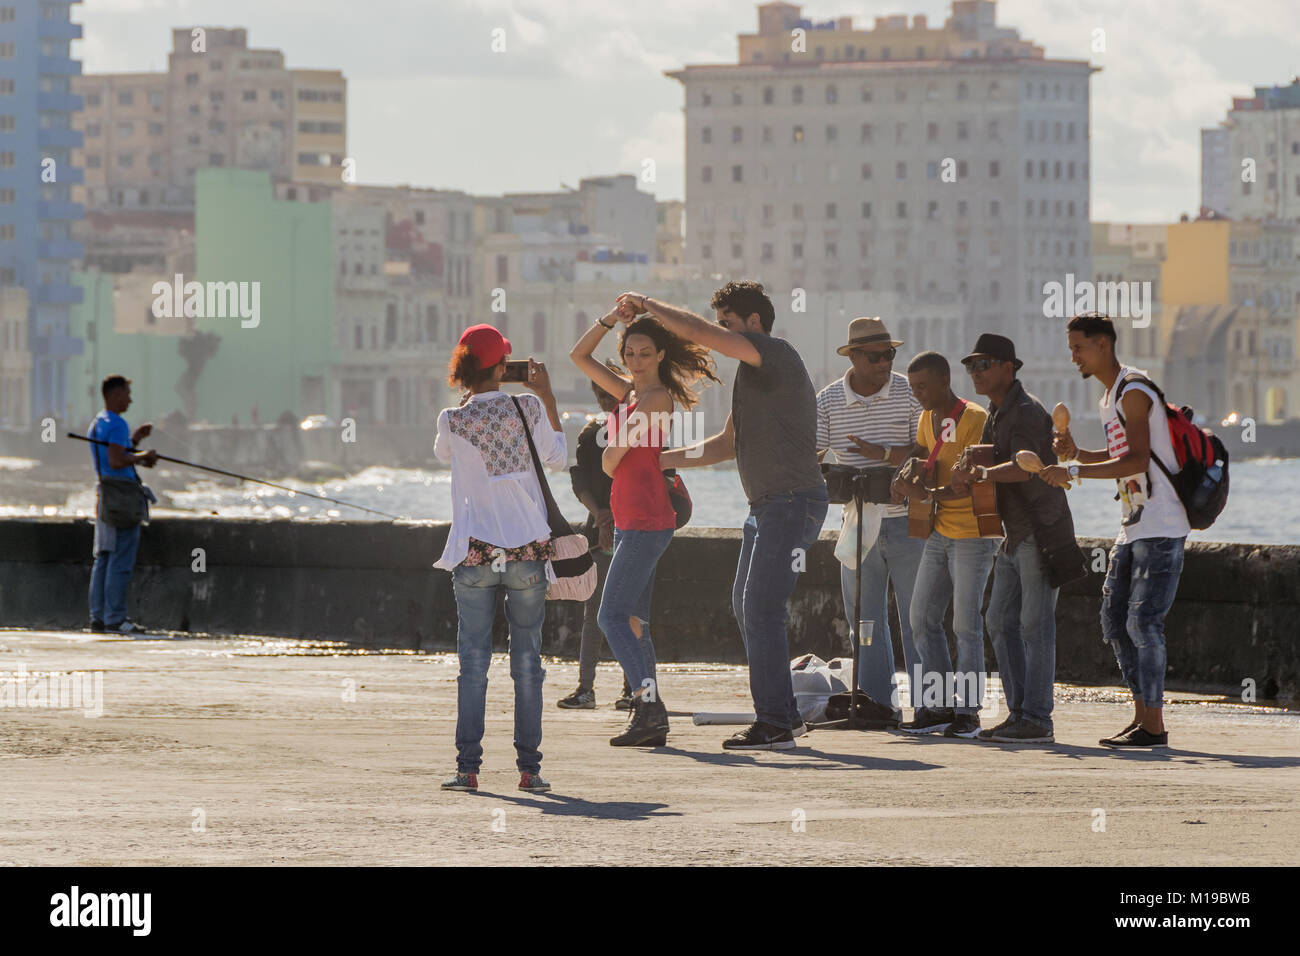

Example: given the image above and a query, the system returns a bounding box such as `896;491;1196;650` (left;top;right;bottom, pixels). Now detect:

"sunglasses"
851;346;897;364
964;358;1007;373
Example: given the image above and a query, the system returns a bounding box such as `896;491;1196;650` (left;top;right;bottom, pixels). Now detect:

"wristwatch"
1067;464;1080;480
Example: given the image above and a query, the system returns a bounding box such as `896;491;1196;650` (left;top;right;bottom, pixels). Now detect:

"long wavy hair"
616;316;721;410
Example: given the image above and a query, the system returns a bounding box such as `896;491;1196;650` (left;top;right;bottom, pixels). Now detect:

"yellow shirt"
916;400;988;540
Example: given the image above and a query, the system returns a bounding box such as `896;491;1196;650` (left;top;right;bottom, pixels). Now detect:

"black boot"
609;695;669;747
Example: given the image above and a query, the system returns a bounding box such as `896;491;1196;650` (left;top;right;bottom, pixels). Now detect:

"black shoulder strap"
1114;373;1174;485
510;395;565;534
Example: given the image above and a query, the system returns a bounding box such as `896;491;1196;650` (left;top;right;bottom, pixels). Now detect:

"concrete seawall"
2;517;1297;701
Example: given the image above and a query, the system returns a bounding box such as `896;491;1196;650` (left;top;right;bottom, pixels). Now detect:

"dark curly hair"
1067;311;1117;343
618;317;721;410
710;280;775;332
446;343;502;390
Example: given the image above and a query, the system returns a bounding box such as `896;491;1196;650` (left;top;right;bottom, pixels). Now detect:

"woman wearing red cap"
434;323;565;793
570;305;719;747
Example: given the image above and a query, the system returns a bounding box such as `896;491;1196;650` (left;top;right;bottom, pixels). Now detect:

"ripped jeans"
1101;536;1185;708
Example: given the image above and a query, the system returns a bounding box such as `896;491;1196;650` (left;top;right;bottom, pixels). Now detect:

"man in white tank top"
1042;314;1189;750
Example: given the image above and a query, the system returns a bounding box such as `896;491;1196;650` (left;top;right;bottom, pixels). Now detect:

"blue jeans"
985;535;1059;726
733;488;829;729
89;524;142;627
451;559;548;775
597;527;672;696
909;531;998;715
839;514;925;713
1101;536;1185;708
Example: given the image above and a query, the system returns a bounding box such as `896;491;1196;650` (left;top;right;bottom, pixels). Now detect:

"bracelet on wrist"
598;318;615;329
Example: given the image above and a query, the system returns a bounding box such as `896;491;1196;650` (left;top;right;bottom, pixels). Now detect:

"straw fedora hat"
836;316;904;356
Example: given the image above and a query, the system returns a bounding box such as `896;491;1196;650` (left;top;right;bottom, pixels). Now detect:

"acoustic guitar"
906;444;1002;539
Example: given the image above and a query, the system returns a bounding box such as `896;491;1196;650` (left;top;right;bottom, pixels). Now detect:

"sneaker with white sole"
943;713;982;738
441;772;478;791
115;621;147;635
722;720;796;751
898;707;954;735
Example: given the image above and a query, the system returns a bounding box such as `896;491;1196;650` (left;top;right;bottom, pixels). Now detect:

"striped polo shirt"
815;370;922;519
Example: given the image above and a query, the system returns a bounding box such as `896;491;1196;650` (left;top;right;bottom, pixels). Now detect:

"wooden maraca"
1052;402;1070;434
1015;450;1046;473
1016;449;1074;488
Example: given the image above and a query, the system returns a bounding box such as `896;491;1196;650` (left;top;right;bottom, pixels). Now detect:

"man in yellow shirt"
891;351;999;737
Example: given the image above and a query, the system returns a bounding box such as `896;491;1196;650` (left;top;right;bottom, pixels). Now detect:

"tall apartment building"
71;28;346;212
0;285;30;427
0;0;86;423
1201;79;1300;223
1161;215;1299;422
668;0;1096;406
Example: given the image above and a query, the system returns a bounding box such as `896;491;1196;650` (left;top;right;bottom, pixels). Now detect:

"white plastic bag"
790;654;854;723
834;502;884;569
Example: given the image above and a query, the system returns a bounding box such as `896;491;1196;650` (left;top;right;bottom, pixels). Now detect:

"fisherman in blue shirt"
88;375;158;635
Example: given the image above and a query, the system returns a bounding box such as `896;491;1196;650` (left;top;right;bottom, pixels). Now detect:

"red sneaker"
518;772;551;793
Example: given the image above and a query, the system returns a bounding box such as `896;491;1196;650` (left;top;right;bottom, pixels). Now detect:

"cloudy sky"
81;0;1300;223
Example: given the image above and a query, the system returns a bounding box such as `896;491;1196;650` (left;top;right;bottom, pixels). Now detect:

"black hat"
961;333;1022;371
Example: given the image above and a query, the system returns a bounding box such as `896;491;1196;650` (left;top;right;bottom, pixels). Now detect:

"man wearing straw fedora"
815;317;924;727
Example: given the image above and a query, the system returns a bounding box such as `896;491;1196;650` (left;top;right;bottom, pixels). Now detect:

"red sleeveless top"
608;399;676;532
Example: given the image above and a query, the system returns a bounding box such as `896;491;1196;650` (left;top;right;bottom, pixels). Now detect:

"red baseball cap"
457;324;511;368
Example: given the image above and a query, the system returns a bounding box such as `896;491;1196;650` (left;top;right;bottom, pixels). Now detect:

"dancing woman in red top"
570;305;720;746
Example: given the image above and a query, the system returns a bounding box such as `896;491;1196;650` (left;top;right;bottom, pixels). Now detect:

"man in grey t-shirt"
616;281;828;751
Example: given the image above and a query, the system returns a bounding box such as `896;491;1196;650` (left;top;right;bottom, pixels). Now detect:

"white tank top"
1099;366;1191;544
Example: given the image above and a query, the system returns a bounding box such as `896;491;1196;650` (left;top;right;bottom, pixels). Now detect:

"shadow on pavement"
473;791;680;821
655;744;940;771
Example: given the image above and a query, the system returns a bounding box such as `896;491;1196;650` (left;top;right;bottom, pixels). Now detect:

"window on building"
792;125;803;143
927;122;938;142
792;85;802;105
702;166;712;183
989;160;1000;178
896;201;907;218
732;165;742;183
861;162;872;180
702;126;711;144
763;86;773;105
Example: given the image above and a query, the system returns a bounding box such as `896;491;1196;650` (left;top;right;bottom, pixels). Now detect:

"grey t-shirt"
731;331;826;504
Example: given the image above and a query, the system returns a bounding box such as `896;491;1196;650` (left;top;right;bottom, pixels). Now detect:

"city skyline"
79;0;1300;221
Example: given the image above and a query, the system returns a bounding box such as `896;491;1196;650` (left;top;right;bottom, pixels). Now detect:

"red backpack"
1116;373;1229;530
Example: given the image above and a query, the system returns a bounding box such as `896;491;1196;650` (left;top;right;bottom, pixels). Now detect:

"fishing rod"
67;433;404;521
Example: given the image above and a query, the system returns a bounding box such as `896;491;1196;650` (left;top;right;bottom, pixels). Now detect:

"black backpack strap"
510;395;565;535
1114;372;1175;489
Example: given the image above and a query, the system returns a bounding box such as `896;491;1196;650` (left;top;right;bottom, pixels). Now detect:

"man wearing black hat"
955;334;1086;743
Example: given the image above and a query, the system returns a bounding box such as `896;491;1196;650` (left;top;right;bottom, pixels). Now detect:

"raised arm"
570;307;632;402
660;411;736;469
617;292;762;367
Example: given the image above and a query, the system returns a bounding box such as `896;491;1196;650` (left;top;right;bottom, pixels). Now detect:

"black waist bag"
98;477;148;528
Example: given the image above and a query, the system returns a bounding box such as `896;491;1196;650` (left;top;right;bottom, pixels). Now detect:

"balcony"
38;238;85;261
38;19;83;41
37;199;84;221
38;91;84;112
30;332;85;360
38;128;83;149
37;55;82;77
35;283;84;306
